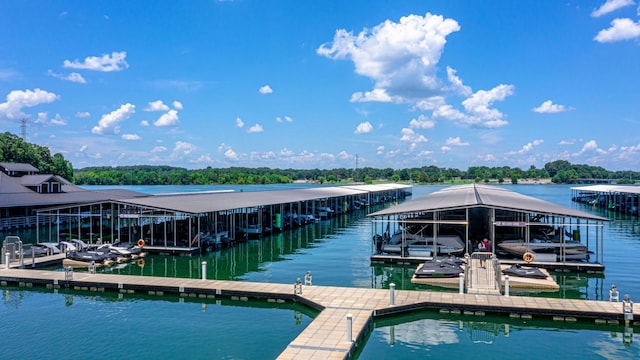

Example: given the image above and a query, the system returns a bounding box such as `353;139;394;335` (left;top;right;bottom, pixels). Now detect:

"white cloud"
354;121;373;134
350;88;395;103
318;12;461;101
533;100;572;113
0;88;59;119
236;117;244;128
173;141;196;156
574;140;608;156
247;124;264;133
400;128;428;151
559;139;576;145
63;51;129;72
49;114;67;126
337;150;350;159
259;85;273;94
594;18;640;42
140;120;149;126
122;134;141;140
172;101;183;110
516;139;544;154
152;146;167;152
224;148;238;160
275;116;293;123
446;67;471;96
154;109;179;126
441;145;451;152
376;145;385;155
409;114;435;129
591;0;635;17
75;111;90;118
48;70;87;83
445;137;469;146
91;103;135;135
145;100;170;112
460;84;514;127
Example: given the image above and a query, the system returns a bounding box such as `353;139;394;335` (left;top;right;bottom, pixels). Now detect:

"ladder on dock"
466;252;502;295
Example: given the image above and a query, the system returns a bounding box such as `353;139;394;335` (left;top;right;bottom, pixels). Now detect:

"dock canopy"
368;184;608;221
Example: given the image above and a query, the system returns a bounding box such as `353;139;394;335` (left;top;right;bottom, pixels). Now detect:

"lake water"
2;184;639;358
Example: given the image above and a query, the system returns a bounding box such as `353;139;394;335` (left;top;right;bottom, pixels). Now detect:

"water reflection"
357;311;639;359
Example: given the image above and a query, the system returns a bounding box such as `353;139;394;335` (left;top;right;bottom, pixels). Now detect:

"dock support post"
4;252;9;269
459;273;464;294
504;275;510;297
346;313;353;342
623;295;634;326
389;283;395;306
201;261;207;280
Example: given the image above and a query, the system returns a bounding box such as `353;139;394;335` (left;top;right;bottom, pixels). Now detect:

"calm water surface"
2;184;639;358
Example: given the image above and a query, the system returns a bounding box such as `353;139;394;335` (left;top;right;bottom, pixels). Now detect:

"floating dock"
0;269;637;359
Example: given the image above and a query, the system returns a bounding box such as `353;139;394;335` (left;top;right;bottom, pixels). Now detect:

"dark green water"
2;184;640;358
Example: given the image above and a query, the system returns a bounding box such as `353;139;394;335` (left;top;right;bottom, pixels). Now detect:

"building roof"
571;184;640;195
0;171;148;208
0;162;39;173
116;183;411;214
368;184;609;221
20;174;71;186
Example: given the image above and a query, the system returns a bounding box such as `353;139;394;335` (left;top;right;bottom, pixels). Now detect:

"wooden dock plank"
0;268;637;360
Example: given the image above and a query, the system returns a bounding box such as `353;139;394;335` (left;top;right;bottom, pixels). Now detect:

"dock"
0;268;637;359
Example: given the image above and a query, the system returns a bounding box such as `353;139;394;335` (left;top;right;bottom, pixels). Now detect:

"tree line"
1;132;638;185
73;160;640;185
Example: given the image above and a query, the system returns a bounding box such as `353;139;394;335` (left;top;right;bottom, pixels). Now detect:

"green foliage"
0;132;73;179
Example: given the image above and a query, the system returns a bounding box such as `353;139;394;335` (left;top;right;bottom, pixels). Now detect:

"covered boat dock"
368;184;608;272
572;184;640;216
35;184;411;254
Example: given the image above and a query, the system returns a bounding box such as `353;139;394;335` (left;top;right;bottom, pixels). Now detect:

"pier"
0;269;637;359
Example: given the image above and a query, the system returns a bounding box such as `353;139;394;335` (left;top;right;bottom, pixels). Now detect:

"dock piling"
505;275;510;297
346;313;353;342
4;252;9;269
201;261;207;280
459;273;464;294
389;283;395;306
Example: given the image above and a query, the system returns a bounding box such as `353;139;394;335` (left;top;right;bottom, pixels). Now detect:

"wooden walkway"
0;268;637;360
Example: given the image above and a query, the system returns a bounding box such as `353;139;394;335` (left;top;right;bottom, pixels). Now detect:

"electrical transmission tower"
20;118;28;140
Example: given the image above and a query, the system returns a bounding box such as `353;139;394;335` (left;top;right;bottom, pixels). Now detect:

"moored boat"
501;264;548;279
413;256;464;278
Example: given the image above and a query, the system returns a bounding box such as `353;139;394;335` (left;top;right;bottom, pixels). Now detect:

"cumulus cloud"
172;101;183;110
140;120;149;126
259;85;273;94
0;88;59;119
91;103;135;134
63;51;129;72
446;67;471;96
574;140;608;156
48;70;86;83
318;12;461;101
145;100;170;112
409;114;435;129
354;121;373;134
151;146;167;152
594;18;640;42
350;89;395;103
460;84;513;126
533;100;572;113
446;136;469;146
122;134;141;140
276;116;294;123
224;148;238;160
515;139;544;154
236;117;244;128
376;145;385;155
75;111;90;118
400;128;428;151
591;0;635;17
247;124;264;133
172;141;196;156
154;109;179;126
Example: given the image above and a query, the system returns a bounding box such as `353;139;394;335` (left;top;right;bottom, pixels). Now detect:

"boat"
501;264;548;279
66;249;118;265
497;238;589;260
413;256;464;278
381;232;465;257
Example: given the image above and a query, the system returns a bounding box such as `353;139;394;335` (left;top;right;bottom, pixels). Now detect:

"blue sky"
1;1;640;171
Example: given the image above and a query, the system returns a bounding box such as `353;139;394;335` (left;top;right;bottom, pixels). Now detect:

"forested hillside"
0;132;73;180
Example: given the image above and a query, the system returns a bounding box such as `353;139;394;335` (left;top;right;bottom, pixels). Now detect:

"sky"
1;1;640;171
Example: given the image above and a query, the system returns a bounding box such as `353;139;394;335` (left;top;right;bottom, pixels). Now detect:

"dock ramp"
466;252;502;295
